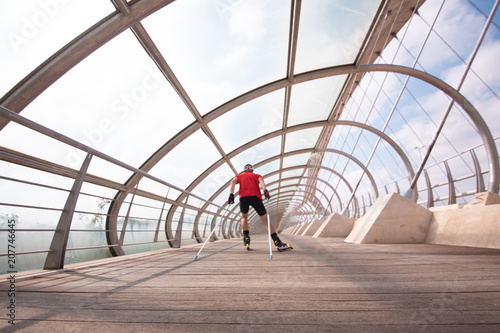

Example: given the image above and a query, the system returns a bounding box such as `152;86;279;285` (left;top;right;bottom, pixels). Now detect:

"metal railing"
0;105;238;273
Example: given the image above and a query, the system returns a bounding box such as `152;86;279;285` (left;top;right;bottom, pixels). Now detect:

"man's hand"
228;193;235;204
263;189;270;200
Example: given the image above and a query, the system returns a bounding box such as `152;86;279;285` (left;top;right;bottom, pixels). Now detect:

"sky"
326;0;500;208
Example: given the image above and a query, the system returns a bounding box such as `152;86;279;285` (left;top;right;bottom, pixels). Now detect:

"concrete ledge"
429;203;465;212
345;193;432;244
295;222;310;235
292;223;305;234
464;191;500;207
313;213;355;238
287;223;300;235
426;202;500;249
302;218;324;236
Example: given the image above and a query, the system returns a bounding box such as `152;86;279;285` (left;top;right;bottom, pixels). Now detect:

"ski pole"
266;200;273;260
194;217;223;260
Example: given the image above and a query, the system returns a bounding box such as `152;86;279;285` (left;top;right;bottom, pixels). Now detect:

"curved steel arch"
259;186;324;216
293;64;499;193
276;164;360;210
4;3;495;251
267;177;334;212
264;181;332;217
264;165;351;209
188;156;366;242
226;190;317;237
166;123;409;245
109;63;498;253
165;118;413;245
202;178;334;241
166;64;498;204
0;0;177;122
184;118;413;203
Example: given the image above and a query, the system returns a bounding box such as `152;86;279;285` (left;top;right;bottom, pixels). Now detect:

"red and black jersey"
236;171;262;199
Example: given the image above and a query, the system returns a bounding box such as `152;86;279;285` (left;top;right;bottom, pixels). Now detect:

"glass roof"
142;0;291;114
295;0;381;73
0;0;114;96
1;0;499;237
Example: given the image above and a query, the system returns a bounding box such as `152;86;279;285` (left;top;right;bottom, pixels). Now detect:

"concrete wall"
426;192;500;249
302;218;324;236
345;193;432;244
313;213;355;238
295;222;311;235
287;191;500;250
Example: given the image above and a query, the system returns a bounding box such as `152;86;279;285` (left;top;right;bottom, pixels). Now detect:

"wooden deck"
1;235;500;332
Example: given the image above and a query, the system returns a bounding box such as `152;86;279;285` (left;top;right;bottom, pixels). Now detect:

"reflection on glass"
1;0;114;96
295;0;381;73
208;89;284;153
288;75;346;126
143;0;290;114
149;129;221;189
283;153;311;168
230;136;282;171
285;128;323;152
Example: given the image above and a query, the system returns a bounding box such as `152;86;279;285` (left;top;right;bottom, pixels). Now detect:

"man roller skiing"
228;164;292;252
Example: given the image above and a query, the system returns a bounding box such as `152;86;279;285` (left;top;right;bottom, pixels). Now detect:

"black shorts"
239;196;267;216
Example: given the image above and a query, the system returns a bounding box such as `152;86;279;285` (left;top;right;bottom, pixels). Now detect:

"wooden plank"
1;235;499;332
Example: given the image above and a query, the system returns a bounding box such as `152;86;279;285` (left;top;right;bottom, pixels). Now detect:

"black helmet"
244;164;254;172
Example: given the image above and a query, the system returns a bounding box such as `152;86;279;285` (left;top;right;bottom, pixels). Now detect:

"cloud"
227;0;267;42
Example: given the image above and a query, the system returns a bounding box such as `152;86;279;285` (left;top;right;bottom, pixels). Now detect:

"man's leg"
242;213;250;248
241;213;249;231
259;214;276;233
259;213;291;249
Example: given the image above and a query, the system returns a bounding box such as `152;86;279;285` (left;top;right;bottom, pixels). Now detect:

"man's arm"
258;176;266;191
228;177;239;204
259;177;271;199
230;177;238;193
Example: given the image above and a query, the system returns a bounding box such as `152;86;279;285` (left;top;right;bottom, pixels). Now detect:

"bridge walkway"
1;235;500;332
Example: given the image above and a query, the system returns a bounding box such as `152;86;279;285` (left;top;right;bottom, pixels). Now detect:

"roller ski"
243;231;251;251
244;235;251;251
274;238;293;252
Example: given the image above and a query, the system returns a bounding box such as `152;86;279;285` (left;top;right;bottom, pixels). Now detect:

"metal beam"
44;153;92;269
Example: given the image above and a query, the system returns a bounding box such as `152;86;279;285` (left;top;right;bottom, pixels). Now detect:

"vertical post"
119;183;138;246
444;161;456;205
424;169;434;208
154;188;170;242
470;150;485;193
173;195;188;248
44;154;92;269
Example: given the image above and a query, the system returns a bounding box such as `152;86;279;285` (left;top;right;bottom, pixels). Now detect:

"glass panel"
208;89;284;153
288;75;347;126
295;0;381;73
255;160;281;176
85;156;134;185
143;0;290;114
285;127;323;152
264;174;280;185
148;129;221;189
0;123;89;170
281;169;304;180
281;179;300;187
230;136;282;171
0;176;67;214
192;163;234;201
0;159;73;190
17;29;195;168
1;0;114;96
283;152;310;168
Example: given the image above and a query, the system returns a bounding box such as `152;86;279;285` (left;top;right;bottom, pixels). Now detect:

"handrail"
0;105;232;213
